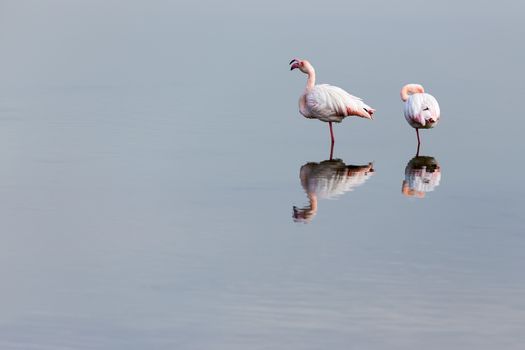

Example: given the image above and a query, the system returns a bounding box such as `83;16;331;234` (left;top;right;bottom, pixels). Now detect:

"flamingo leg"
415;128;421;157
329;140;334;160
329;122;335;144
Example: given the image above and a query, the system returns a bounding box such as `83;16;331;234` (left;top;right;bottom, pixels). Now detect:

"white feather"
404;93;441;129
303;84;372;123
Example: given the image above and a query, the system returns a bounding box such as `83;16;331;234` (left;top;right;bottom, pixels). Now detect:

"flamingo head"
289;58;313;74
292;205;316;223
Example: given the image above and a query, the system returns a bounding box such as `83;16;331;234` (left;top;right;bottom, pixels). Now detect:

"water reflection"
402;155;442;198
293;159;374;223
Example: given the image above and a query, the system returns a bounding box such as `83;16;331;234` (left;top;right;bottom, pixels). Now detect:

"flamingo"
401;84;440;152
290;58;375;145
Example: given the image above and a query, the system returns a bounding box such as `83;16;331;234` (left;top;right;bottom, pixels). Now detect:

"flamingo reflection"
293;159;374;223
402;155;441;198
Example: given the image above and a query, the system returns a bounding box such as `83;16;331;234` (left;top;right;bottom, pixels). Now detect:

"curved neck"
401;84;425;101
305;68;316;90
308;193;318;212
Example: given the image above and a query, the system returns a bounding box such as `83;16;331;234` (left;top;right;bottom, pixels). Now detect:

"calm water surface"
0;1;524;349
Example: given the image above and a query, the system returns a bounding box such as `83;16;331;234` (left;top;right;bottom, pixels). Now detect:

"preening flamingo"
293;159;374;223
290;58;375;144
401;84;440;150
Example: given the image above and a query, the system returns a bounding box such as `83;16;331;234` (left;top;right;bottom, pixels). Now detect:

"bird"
293;159;374;223
401;84;440;151
290;58;375;144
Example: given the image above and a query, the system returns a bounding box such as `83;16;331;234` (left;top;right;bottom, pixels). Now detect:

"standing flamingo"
401;84;440;151
290;58;375;145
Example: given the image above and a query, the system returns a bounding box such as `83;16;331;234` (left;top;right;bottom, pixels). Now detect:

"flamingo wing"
306;84;370;121
405;93;440;127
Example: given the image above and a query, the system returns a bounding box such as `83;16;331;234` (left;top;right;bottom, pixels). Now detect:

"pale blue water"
0;1;524;349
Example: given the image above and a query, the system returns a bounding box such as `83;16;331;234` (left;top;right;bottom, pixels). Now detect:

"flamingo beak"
289;59;299;71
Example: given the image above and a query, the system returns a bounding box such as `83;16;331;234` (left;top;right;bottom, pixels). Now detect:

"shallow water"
0;1;524;349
